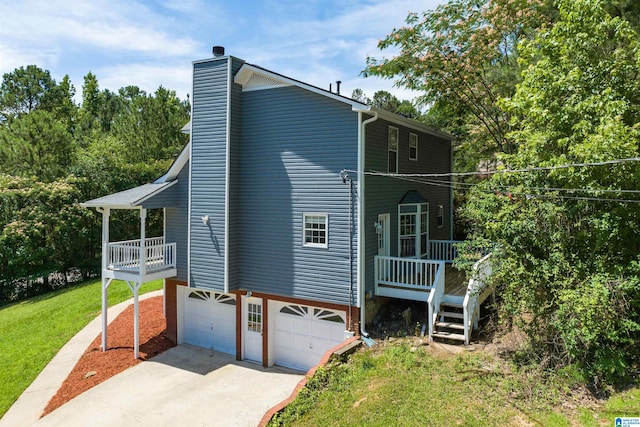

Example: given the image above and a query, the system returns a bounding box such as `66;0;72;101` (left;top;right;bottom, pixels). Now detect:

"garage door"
274;304;346;371
184;290;236;355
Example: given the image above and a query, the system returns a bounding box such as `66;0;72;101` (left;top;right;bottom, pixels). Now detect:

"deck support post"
139;208;147;276
99;207;111;352
126;280;143;359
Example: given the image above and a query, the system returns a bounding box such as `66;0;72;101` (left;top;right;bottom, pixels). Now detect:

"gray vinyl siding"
237;85;358;305
140;184;180;209
363;117;452;295
165;161;190;281
228;57;244;290
189;57;229;291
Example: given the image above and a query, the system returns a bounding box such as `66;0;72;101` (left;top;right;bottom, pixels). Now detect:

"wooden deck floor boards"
444;265;467;297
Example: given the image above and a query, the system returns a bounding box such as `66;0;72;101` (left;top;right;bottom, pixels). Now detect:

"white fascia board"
80;181;177;209
155;142;191;183
80;203;141;210
234;64;369;110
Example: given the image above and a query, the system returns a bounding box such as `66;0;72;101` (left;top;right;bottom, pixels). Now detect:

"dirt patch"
41;296;175;417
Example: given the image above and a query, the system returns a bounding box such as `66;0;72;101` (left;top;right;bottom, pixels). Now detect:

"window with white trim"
398;202;429;258
247;302;262;332
409;133;418;161
303;213;328;248
388;126;399;173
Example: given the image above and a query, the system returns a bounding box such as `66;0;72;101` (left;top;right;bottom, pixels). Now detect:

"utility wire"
342;157;640;178
347;169;640;203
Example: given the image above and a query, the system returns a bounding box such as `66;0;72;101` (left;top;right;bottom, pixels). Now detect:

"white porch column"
140;208;147;276
99;207;110;352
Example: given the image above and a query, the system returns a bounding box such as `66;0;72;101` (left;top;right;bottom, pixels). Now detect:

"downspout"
358;111;379;338
340;169;354;333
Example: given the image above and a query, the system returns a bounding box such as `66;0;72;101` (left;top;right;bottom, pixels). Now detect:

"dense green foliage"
0;65;190;302
463;0;640;386
0;278;163;417
368;0;640;386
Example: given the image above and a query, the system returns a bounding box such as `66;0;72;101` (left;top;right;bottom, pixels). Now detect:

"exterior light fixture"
202;215;210;225
374;222;383;234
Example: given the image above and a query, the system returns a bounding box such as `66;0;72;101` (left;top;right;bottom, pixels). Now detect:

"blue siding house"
82;48;462;370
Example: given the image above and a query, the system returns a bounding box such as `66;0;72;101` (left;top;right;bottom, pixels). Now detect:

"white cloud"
0;0;443;103
98;62;193;99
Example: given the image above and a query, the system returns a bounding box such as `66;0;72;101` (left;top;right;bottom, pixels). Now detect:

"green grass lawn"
0;279;163;417
270;343;640;426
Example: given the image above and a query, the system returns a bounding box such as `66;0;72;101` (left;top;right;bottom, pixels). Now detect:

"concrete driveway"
33;345;304;427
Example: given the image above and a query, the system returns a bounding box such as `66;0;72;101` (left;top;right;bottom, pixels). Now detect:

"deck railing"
107;237;176;274
428;240;461;263
374;255;445;303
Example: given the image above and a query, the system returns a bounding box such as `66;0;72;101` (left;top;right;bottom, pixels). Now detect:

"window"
437;204;444;228
247;302;261;332
399;212;416;257
409;133;418;161
303;213;328;248
398;202;429;258
388;126;399;173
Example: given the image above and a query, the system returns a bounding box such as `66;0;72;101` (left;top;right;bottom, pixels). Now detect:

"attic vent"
212;46;225;57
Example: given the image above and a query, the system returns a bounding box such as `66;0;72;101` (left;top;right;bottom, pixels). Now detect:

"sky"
0;0;443;104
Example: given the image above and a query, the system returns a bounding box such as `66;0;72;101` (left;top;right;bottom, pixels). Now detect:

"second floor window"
388;126;399;173
409;133;418;161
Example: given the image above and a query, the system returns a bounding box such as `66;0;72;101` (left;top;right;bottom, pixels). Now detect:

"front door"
377;213;390;257
244;298;262;363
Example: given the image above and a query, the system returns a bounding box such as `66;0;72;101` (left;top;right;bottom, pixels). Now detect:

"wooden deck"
444;265;467;297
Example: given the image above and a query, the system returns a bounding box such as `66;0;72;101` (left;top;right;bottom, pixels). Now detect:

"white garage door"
184;290;236;355
274;304;346;371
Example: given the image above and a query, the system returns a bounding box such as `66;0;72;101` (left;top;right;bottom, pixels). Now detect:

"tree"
351;88;370;104
463;0;640;385
50;75;77;133
111;85;189;163
351;88;420;118
0;65;58;121
0;174;91;300
364;0;551;166
0;110;73;182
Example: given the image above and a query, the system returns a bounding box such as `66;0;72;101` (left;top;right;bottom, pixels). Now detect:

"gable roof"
399;190;429;205
80;181;178;209
154;142;190;183
233;62;453;140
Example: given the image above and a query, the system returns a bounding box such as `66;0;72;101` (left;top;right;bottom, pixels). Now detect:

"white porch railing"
428;240;461;263
374;255;445;303
463;253;492;345
107;237;176;274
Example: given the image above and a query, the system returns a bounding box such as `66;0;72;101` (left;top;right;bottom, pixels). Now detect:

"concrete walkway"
0;290;163;427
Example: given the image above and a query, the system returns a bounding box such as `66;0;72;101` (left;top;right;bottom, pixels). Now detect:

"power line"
347;169;640;203
342;157;640;178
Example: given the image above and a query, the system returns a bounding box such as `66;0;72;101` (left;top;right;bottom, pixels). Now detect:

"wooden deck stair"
432;302;466;342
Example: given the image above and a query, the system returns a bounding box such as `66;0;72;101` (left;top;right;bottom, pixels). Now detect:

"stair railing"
462;253;492;345
427;261;446;340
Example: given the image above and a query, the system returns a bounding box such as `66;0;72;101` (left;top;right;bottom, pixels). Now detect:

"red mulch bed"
41;296;175;417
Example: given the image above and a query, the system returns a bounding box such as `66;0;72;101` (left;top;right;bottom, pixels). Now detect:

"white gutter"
358;111;379;338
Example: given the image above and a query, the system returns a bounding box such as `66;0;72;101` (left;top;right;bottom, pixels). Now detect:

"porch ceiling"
80;181;178;209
